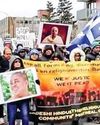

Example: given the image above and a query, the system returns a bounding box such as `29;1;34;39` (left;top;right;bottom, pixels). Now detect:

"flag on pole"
68;15;100;49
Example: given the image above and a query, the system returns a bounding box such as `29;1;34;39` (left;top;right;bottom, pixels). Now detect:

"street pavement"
3;117;100;125
3;108;100;125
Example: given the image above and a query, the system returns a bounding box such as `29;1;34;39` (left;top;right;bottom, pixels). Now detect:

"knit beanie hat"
91;40;100;49
29;49;40;56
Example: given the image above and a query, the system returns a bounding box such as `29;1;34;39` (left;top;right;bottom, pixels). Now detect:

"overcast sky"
0;0;84;19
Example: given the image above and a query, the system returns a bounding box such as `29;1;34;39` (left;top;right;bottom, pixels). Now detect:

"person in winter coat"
69;48;86;61
7;56;30;125
40;45;54;61
50;52;63;61
0;47;12;124
16;48;28;59
86;41;100;61
28;49;41;61
0;47;12;72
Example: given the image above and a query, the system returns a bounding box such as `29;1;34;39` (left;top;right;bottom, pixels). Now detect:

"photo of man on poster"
37;22;72;46
0;68;41;104
42;26;64;45
9;72;31;100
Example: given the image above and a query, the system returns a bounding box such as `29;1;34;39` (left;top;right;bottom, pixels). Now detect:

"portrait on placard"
0;68;41;104
37;22;72;46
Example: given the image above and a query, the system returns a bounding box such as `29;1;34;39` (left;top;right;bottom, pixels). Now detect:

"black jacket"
0;56;9;73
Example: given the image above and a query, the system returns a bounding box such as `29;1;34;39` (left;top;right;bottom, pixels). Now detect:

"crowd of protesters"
0;39;100;125
12;40;100;62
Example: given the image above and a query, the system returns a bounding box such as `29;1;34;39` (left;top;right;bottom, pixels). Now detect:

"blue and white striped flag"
70;15;100;47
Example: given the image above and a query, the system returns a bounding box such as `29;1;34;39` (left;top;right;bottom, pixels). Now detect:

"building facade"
77;0;97;20
0;9;49;38
0;16;40;38
76;0;97;33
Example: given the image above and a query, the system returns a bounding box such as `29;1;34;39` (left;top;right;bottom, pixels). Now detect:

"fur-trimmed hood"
69;48;86;61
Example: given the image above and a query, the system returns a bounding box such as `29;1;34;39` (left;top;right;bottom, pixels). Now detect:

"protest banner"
0;67;41;104
15;27;35;48
23;60;100;123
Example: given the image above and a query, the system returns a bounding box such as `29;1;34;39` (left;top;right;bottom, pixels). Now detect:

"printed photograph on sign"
0;67;41;104
37;22;72;46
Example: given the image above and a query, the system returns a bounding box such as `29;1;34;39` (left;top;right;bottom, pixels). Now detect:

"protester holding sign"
7;56;30;125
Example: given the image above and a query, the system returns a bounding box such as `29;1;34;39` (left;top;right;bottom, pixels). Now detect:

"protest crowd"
3;39;100;63
0;15;100;125
0;39;100;125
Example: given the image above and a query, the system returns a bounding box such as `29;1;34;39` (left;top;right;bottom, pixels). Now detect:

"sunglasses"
20;51;25;53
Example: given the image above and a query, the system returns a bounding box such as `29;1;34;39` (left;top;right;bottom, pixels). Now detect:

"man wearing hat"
86;41;100;61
